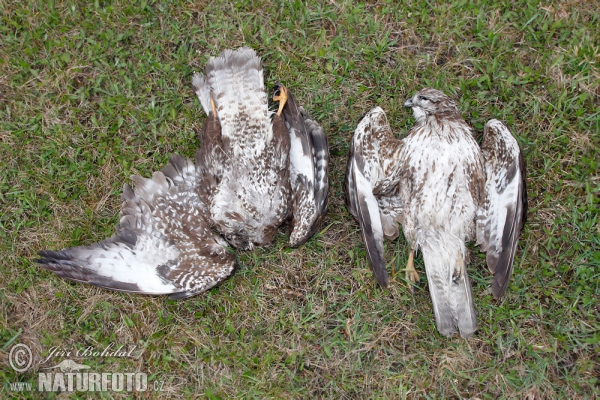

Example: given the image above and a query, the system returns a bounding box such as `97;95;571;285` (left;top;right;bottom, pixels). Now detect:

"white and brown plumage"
274;83;329;247
37;155;235;300
191;48;329;249
345;88;527;338
36;47;328;298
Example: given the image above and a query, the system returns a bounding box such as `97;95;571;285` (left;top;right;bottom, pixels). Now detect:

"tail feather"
421;238;477;339
204;47;267;143
191;73;211;115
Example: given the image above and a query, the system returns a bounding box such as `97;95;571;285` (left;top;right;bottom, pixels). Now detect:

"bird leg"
405;250;419;286
452;252;464;283
210;92;218;117
273;84;288;116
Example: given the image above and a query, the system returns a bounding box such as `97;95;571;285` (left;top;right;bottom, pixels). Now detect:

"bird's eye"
419;96;429;102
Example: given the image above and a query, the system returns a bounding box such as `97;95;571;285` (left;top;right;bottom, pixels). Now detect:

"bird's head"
226;235;252;250
404;88;459;121
220;217;277;251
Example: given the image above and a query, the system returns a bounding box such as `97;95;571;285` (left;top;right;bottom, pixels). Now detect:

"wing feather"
477;119;527;299
36;155;236;299
345;108;396;287
352;155;389;287
277;84;329;247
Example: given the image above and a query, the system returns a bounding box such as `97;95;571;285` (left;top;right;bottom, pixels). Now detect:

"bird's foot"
273;84;288;116
210;92;218;117
405;250;419;290
452;252;464;283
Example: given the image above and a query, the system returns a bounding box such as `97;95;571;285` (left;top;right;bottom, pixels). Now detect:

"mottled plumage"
192;48;329;249
275;84;329;247
346;88;527;338
36;48;328;298
37;155;235;299
192;48;289;249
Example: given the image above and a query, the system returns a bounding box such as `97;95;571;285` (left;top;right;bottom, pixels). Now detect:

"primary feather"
477;119;528;298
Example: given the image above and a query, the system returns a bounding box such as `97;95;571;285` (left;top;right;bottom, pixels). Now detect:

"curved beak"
404;98;414;108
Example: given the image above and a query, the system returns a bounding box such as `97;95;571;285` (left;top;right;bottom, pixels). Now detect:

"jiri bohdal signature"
43;343;141;364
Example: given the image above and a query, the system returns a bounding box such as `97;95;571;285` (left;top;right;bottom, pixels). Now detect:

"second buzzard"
346;88;527;338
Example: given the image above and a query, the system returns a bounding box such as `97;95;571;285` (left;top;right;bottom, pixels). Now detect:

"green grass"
1;0;598;398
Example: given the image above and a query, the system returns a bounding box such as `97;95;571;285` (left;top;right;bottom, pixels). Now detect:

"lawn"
1;0;598;398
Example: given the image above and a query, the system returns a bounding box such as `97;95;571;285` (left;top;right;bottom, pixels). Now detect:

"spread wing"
345;107;404;287
276;84;329;247
476;119;527;299
36;155;236;300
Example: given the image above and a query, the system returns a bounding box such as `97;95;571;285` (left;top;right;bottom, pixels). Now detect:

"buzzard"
345;88;527;338
36;48;329;299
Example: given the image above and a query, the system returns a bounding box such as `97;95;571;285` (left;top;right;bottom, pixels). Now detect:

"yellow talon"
405;250;419;289
210;92;218;117
273;84;288;116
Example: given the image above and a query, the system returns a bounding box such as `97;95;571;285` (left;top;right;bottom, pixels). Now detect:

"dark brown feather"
276;84;330;247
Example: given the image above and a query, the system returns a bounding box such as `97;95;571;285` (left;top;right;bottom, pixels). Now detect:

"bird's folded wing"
476;119;527;299
279;85;329;247
36;155;235;300
345;107;394;287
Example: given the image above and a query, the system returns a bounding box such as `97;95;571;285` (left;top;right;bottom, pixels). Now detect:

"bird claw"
210;92;218;117
405;250;419;290
273;84;288;116
406;268;420;287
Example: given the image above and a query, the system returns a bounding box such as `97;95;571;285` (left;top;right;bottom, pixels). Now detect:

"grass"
1;0;598;397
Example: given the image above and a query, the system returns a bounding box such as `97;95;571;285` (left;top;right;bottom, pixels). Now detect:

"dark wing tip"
36;248;146;293
168;291;197;300
491;248;513;298
36;249;74;266
373;265;390;288
354;172;389;289
490;207;520;299
362;222;390;288
491;252;514;298
492;279;509;299
519;152;528;228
